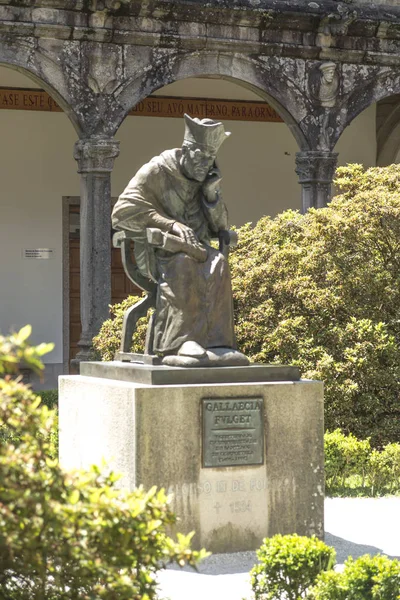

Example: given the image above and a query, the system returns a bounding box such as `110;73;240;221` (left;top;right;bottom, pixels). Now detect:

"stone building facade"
1;0;400;375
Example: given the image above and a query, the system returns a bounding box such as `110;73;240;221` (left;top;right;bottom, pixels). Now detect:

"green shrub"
40;389;58;410
0;397;58;462
310;554;400;600
0;385;59;461
0;327;206;599
248;536;400;600
324;429;400;497
0;325;53;375
37;390;59;460
0;325;56;452
249;534;336;600
230;164;400;447
325;429;371;494
369;443;400;497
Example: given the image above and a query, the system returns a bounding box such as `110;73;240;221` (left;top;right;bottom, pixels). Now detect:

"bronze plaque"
202;398;264;468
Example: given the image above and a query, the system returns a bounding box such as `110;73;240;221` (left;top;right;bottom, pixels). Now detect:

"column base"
70;343;99;373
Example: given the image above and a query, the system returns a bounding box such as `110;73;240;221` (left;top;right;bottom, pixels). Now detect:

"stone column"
73;138;120;365
295;151;338;212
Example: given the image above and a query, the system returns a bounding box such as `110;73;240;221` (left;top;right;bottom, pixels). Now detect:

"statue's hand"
171;222;201;248
203;167;222;202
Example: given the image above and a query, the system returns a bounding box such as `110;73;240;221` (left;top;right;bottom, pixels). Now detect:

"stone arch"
0;48;83;136
331;68;400;150
114;51;309;150
376;96;400;166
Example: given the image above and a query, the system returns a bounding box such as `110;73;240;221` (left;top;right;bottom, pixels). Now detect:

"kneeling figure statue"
112;114;249;368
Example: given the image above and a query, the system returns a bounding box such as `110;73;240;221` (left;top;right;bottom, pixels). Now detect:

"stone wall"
355;0;400;4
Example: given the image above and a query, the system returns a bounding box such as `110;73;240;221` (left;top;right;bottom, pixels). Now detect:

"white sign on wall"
23;248;55;260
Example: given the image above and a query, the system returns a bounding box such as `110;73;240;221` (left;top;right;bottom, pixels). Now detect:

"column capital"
295;151;338;184
74;137;120;173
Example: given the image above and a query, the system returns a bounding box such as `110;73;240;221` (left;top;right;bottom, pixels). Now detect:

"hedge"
310;554;400;600
325;429;400;497
0;326;206;599
250;534;335;600
249;534;400;600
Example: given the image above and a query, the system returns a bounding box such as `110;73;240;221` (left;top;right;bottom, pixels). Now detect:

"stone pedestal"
59;365;324;553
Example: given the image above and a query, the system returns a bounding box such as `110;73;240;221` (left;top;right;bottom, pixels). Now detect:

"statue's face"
181;145;216;182
322;67;335;84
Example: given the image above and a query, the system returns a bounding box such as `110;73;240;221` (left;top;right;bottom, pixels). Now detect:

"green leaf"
69;489;80;504
17;324;32;343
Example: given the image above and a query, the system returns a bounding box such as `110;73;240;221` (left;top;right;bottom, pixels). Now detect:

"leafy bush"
0;327;206;599
249;534;336;600
325;429;371;493
40;389;58;410
38;390;59;459
369;443;400;497
248;537;400;600
325;429;400;497
0;325;55;452
310;554;400;600
0;375;58;460
230;164;400;447
0;325;53;375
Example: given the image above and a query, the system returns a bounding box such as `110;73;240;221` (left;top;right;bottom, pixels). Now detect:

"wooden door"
68;205;140;364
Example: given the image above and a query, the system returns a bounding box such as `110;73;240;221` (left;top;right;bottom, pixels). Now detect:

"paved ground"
157;497;400;600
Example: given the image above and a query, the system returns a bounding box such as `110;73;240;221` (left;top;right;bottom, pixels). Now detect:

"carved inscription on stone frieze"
202;398;264;468
131;97;282;122
0;88;282;123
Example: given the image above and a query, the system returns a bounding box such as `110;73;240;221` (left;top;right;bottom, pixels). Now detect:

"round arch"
331;70;400;150
0;61;82;136
114;51;309;150
376;99;400;166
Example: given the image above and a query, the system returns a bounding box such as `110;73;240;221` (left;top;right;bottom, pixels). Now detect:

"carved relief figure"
318;62;339;108
309;61;340;109
112;114;249;367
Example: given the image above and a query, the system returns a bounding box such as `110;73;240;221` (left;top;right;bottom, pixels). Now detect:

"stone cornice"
1;0;400;22
1;0;400;67
1;0;400;23
1;0;400;18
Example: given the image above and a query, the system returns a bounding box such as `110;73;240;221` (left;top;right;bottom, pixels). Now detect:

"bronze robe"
112;148;235;354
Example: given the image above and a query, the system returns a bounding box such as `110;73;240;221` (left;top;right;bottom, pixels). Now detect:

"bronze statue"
112;114;248;367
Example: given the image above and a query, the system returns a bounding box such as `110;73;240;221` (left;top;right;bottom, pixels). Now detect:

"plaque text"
202;397;264;468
